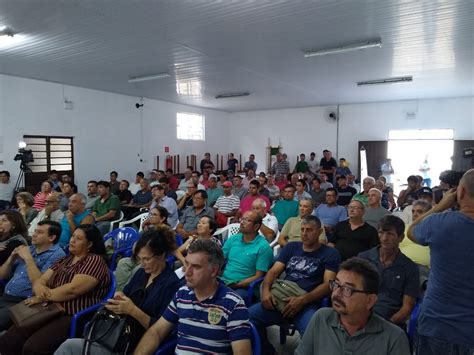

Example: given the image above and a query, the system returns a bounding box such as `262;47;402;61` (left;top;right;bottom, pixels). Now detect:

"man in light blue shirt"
0;220;65;330
313;188;347;236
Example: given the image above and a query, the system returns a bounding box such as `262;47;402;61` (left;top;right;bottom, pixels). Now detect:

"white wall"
229;97;474;175
0;75;230;192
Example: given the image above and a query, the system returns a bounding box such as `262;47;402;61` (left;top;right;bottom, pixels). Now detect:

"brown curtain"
358;141;388;179
453;140;474;172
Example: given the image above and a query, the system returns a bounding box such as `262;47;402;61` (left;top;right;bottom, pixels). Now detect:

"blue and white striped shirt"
162;282;251;354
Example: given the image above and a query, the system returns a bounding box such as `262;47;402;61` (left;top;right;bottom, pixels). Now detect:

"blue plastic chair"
103;227;139;270
246;276;265;306
407;299;422;347
166;234;184;266
69;271;116;338
154;323;261;355
154;331;178;355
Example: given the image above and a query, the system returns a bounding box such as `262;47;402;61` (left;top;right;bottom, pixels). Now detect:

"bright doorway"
387;129;454;196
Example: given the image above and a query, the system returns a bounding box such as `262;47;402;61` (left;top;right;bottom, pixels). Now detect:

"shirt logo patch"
208;307;223;325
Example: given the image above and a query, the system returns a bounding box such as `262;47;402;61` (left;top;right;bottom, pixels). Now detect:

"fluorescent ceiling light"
128;72;170;83
357;76;413;86
304;40;382;58
215;92;250;99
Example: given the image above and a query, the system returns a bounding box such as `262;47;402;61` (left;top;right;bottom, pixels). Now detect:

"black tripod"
14;162;31;192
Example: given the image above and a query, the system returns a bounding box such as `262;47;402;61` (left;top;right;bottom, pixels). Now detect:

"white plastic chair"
119;212;149;232
213;223;241;243
108;211;124;233
270;230;281;257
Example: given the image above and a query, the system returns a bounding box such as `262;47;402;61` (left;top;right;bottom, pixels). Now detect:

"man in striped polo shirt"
134;239;252;354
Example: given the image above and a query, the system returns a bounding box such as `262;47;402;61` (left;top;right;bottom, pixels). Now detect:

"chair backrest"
250;322;261;355
213;223;241;243
103;227;139;270
69;270;116;338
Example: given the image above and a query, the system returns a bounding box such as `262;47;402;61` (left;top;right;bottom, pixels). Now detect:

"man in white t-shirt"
252;198;278;242
0;171;14;211
307;152;320;175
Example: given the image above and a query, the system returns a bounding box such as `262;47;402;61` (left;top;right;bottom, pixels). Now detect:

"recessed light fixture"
357;76;413;86
128;72;170;83
0;26;15;37
215;92;250;99
304;40;382;58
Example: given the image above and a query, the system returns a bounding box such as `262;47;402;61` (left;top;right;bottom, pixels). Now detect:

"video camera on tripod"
13;142;34;192
14;147;34;171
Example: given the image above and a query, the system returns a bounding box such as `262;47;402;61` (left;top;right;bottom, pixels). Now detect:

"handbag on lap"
82;306;131;355
9;301;63;337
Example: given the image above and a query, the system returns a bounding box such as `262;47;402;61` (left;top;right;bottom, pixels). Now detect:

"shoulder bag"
82;306;131;355
270;279;307;313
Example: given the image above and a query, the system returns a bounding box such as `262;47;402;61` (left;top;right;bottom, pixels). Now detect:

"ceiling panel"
0;0;472;111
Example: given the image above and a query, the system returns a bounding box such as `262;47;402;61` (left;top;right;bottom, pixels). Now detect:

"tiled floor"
267;325;301;355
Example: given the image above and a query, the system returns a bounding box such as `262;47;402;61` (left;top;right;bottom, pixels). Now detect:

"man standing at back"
0;171;14;211
319;149;337;185
408;169;474;354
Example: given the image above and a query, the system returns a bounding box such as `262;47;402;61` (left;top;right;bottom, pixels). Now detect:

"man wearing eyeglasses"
296;257;410;355
27;192;64;237
329;200;379;261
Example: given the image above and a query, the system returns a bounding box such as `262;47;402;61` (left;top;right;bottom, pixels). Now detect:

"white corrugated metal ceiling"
0;0;472;111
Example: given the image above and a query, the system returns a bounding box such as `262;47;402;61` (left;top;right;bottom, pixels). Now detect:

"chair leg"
279;323;288;345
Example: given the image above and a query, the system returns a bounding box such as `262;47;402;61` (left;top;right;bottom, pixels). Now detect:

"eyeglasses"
347;206;363;210
329;280;370;297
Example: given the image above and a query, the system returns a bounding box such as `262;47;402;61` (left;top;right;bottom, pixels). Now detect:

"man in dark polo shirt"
92;181;121;235
358;215;419;325
336;175;357;206
319;149;337;185
176;190;215;239
329;199;378;261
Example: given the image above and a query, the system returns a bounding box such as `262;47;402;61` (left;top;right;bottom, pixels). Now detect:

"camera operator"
407;169;474;353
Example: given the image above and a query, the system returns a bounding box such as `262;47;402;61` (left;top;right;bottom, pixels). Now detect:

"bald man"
408;169;474;353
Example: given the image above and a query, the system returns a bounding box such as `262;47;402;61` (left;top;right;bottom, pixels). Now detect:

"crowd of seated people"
0;152;471;354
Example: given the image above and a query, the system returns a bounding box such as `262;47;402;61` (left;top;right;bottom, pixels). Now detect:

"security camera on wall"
327;111;338;122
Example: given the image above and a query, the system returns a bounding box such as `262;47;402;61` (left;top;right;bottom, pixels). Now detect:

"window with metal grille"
177;112;205;141
23;136;74;172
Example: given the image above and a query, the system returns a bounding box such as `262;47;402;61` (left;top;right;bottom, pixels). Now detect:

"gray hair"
368;188;382;198
461;169;474;198
74;193;87;205
412;199;432;212
252;198;267;209
300;198;314;209
363;176;376;185
188;239;224;271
